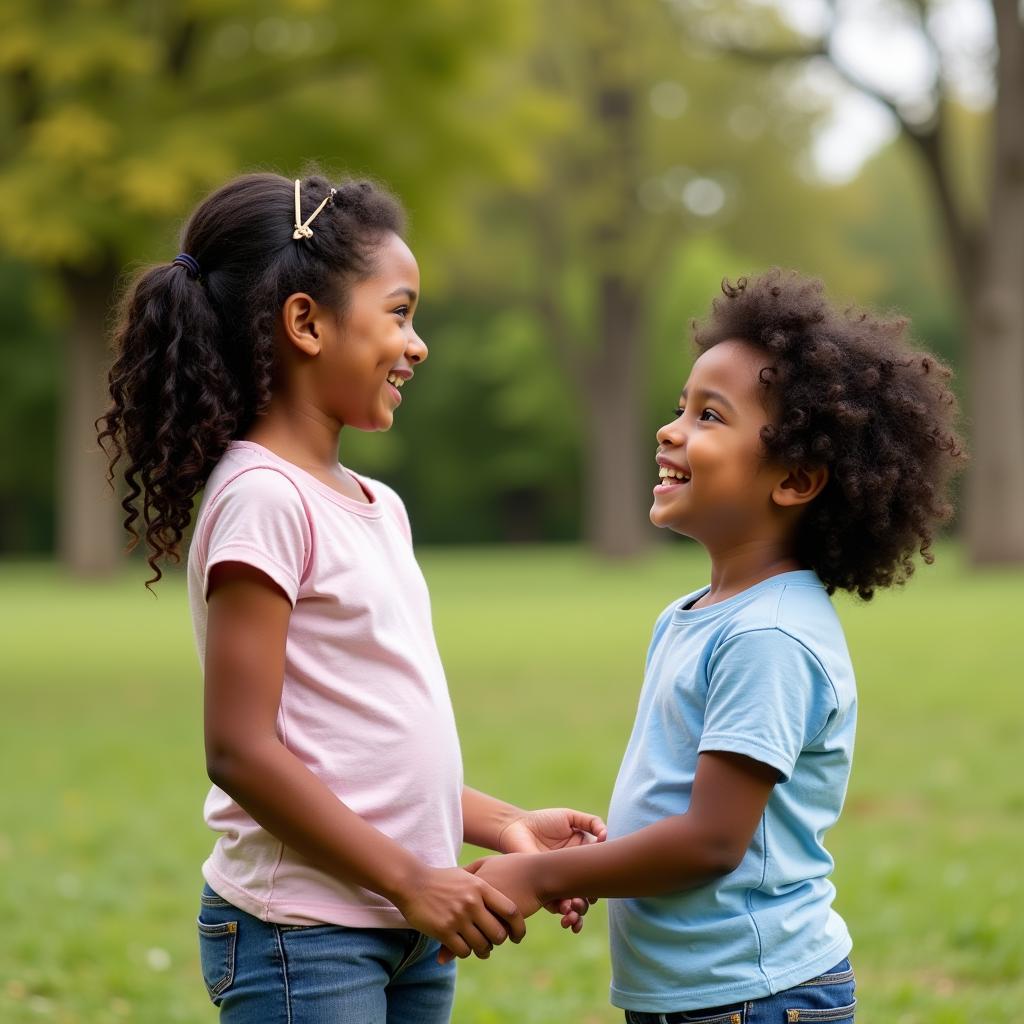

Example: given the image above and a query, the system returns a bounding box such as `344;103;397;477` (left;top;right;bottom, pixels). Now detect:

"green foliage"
0;0;537;270
0;264;61;551
0;0;976;553
1;547;1022;1021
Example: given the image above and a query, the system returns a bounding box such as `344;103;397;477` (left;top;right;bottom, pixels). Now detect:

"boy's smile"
651;339;783;544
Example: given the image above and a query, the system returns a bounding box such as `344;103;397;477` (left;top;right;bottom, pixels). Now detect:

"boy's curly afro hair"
693;269;967;600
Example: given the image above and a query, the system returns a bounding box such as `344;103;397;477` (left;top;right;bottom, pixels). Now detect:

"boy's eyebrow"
385;287;417;302
681;386;736;413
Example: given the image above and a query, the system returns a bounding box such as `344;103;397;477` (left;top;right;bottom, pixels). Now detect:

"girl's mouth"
386;372;407;404
654;465;691;494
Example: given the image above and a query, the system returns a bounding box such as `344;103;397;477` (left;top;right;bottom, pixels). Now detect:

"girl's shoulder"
201;445;309;519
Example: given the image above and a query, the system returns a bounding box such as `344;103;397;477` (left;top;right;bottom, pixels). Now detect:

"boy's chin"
649;506;694;538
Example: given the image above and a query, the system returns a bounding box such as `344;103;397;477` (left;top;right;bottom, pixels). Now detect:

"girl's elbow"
205;738;258;790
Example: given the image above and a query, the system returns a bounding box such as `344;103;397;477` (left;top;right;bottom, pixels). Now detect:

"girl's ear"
772;464;829;508
280;292;322;357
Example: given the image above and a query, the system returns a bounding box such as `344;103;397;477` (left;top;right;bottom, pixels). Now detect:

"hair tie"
293;179;337;240
173;253;201;278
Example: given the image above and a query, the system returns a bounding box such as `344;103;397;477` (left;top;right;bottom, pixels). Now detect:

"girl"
98;171;604;1023
463;270;966;1022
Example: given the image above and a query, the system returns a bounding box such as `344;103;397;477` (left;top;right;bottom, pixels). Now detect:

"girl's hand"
497;807;607;855
392;865;525;962
498;807;606;929
438;855;543;964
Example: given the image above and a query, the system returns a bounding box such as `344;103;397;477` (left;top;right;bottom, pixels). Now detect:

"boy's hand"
393;865;525;962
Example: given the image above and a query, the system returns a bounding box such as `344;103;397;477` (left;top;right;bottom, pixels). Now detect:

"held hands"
393;865;525;962
497;806;606;931
437;807;606;964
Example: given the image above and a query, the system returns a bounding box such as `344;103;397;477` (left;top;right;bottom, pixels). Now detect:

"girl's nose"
656;418;683;447
407;330;427;364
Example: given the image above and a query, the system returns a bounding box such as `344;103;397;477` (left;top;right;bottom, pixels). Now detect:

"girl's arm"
204;561;524;959
467;750;777;911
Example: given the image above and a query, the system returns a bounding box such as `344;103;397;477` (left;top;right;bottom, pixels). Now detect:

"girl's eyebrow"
680;386;736;414
385;287;417;302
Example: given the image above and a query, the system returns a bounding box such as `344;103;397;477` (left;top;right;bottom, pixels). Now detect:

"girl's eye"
673;407;684;418
393;305;410;320
699;408;721;422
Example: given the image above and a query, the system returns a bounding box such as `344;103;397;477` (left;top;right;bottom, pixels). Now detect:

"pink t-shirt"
187;441;464;927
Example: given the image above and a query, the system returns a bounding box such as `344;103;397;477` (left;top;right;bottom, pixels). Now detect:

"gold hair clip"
293;179;337;240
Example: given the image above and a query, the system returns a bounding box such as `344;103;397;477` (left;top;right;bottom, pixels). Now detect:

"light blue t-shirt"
607;570;856;1013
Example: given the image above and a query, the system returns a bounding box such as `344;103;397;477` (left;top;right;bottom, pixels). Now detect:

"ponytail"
98;171;404;585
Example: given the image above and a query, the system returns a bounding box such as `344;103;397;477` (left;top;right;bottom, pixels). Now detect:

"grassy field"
2;544;1022;1023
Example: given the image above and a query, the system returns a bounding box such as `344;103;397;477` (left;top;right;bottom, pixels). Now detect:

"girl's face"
319;231;425;432
651;338;786;544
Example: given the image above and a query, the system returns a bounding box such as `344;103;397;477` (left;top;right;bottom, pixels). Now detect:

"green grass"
2;544;1022;1023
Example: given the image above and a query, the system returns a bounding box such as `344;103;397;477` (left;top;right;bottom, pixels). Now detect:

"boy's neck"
695;541;804;609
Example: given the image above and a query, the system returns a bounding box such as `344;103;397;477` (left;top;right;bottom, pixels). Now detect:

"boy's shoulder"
657;572;851;678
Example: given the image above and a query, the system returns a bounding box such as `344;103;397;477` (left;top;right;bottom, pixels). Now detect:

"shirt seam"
698;733;794;775
711;623;842;721
266;680;292;916
207;541;298;581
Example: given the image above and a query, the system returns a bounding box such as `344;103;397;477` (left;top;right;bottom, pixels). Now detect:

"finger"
474;910;510;948
442;934;471;960
482;888;526;943
570;897;590;916
437;945;456;965
566;811;608;841
460;923;495;960
560;910;581;929
463;858;488;874
572;917;584;934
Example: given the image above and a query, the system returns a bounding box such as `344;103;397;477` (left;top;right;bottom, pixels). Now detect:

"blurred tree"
0;263;60;552
697;0;1024;562
448;0;839;556
0;0;535;573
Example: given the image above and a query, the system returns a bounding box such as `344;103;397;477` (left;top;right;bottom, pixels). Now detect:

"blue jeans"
623;959;856;1023
197;883;456;1023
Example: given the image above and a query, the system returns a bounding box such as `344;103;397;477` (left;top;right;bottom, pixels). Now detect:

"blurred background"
2;1;1022;1022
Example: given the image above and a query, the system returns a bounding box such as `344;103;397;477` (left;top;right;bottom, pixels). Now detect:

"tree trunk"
59;262;123;575
964;0;1024;563
582;277;654;557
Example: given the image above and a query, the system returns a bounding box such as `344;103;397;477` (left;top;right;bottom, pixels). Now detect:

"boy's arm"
471;750;776;904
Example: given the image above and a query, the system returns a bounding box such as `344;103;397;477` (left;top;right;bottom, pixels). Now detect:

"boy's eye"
699;408;721;422
673;407;684;418
392;305;410;319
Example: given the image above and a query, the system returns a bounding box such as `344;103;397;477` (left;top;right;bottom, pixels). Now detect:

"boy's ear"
280;292;322;357
772;464;829;508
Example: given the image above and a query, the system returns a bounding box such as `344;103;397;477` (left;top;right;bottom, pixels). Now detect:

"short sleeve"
199;468;312;606
699;629;837;781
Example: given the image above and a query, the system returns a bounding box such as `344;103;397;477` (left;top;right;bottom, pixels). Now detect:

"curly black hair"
97;171;404;586
692;269;966;599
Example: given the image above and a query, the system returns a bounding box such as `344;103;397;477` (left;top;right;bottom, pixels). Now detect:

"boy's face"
651;338;786;543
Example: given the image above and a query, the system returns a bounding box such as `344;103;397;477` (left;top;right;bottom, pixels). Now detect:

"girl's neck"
695;540;803;609
245;400;343;472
